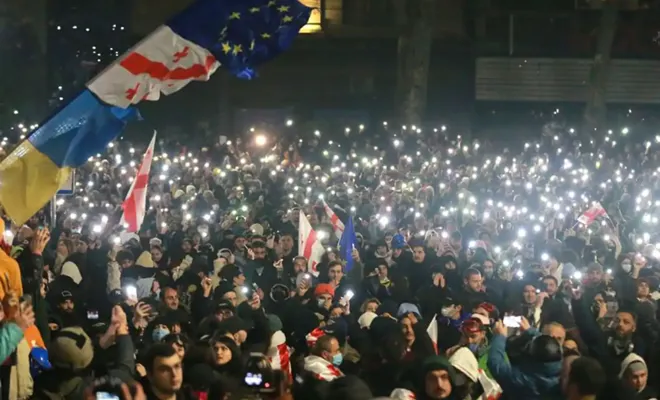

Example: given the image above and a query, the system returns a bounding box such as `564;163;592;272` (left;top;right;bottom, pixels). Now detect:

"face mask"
484;269;494;279
152;327;170;342
317;298;327;308
331;353;343;366
441;307;455;317
621;263;632;273
468;343;480;353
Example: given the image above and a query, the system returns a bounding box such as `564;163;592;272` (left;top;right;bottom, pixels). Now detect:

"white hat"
358;311;378;329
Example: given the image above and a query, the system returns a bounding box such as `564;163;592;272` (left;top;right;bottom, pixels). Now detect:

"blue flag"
168;0;312;79
340;216;358;272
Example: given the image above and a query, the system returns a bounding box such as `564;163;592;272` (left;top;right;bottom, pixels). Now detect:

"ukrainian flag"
0;90;139;225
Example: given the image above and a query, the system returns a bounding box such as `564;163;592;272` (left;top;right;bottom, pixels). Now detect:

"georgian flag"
322;200;344;239
577;202;607;225
299;212;324;277
121;132;157;232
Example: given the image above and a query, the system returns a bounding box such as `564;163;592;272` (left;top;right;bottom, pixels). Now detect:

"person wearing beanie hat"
417;355;456;399
619;353;655;397
314;283;336;310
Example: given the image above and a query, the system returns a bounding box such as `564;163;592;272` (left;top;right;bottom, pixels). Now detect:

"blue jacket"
487;334;561;400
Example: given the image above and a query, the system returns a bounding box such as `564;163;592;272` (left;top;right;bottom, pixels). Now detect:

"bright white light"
255;135;267;146
286;119;293;126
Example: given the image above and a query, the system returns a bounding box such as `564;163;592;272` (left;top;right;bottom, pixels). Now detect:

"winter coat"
487;334;561;400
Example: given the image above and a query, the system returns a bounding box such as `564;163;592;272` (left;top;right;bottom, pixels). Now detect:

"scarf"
303;355;344;382
608;335;634;356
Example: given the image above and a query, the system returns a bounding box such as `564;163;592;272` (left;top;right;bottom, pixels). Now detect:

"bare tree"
583;0;619;133
393;0;434;127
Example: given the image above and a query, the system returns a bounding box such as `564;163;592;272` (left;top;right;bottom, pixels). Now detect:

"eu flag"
339;216;358;273
168;0;312;79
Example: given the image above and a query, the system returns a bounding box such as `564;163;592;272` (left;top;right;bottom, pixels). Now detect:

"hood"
520;360;562;392
397;302;421;319
61;261;82;285
619;352;646;379
135;251;155;268
358;311;378;329
448;347;479;382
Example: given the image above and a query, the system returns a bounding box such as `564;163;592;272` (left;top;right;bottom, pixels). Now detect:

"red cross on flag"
299;212;324;277
577;202;607;226
121;132;157;232
88;26;220;109
322;200;345;239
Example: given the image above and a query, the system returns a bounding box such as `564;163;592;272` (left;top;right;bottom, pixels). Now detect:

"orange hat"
314;283;335;298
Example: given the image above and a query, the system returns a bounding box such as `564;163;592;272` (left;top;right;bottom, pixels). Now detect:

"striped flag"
427;314;438;354
88;0;311;108
577;202;607;226
299;212;324;276
267;331;292;384
121;132;157;232
322;201;344;239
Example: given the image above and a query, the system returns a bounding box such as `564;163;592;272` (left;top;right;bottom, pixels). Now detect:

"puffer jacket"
487;334;562;400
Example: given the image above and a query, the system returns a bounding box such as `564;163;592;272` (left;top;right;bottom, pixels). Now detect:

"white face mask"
441;306;455;317
622;263;632;274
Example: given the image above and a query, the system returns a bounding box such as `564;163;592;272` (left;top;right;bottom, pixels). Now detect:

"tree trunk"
582;0;618;134
393;0;434;127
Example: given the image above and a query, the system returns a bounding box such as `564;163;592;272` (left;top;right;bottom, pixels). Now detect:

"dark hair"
568;357;606;396
251;240;267;249
542;275;559;285
144;344;178;374
116;250;134;264
328;260;343;270
463;267;481;280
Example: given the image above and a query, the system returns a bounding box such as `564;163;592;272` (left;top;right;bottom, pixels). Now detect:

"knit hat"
396;303;421;319
314;283;335;298
49;327;94;370
422;355;456;383
391;234;406;249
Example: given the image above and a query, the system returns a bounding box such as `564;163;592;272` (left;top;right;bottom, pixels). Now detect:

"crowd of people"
0;120;658;400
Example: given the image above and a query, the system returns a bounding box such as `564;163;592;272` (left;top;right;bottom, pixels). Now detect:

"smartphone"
124;285;138;301
87;310;99;320
95;392;119;400
503;316;521;328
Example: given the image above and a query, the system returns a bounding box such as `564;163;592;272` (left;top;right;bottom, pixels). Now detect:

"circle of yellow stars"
220;1;296;57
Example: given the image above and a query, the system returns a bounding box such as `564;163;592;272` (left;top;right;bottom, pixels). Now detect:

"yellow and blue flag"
0;0;311;223
0;90;139;224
